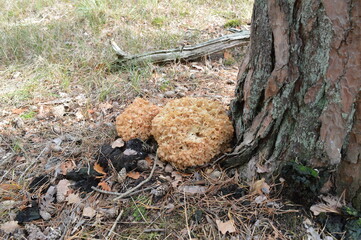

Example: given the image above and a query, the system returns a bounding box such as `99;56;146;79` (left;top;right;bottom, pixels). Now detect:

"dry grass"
0;0;253;107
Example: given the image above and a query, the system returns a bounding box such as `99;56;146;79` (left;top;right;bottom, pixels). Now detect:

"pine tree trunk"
226;0;361;209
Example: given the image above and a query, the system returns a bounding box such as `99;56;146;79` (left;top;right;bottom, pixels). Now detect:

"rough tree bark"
225;0;360;209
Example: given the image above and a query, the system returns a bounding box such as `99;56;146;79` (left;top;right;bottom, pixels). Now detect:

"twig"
144;228;165;233
183;190;192;240
106;210;124;239
19;146;48;181
130;196;148;222
0;153;16;182
91;185;157;196
113;156;158;201
0;152;15;168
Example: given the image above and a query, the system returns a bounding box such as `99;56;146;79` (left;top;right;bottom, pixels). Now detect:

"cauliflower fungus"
116;98;160;141
151;97;234;169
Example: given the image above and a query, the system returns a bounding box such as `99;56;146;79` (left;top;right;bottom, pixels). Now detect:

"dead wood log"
111;31;250;65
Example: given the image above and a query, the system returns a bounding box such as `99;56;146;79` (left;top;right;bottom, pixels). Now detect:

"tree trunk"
226;0;361;209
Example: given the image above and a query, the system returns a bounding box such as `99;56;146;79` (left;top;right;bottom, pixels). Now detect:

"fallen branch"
111;30;250;65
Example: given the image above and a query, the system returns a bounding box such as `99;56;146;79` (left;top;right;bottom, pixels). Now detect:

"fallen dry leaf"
156;159;165;170
60;161;74;175
0;221;20;234
93;163;107;176
56;179;70;203
0;183;21;200
15;156;26;162
87;109;95;114
256;163;270;173
98;207;117;220
321;195;344;208
310;195;343;216
52;105;65;118
0;200;17;209
39;186;56;221
251;178;270;195
12;108;27;114
145;156;153;165
99;102;113;113
216;219;236;235
83;206;96;218
39;210;52;221
224;51;234;61
171;171;182;181
36;105;50;119
116;168;127;183
111;138;125;149
170;171;183;188
0;183;21;191
127;171;140;180
66;193;81;204
180;185;207;194
123;149;137;156
98;181;111;191
75;110;84;120
164;164;173;173
310;204;340;216
255;195;267;204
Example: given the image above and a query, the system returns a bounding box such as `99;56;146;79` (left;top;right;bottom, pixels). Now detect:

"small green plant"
151;17;165;27
20;111;36;120
293;163;319;178
342;206;360;217
179;11;190;17
159;79;171;91
98;89;111;102
130;196;151;222
61;77;71;90
224;19;242;28
143;232;161;239
132;205;147;222
12;141;22;153
224;58;236;66
7;89;32;102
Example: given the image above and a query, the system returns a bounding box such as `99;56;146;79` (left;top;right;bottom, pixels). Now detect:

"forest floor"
0;1;340;239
